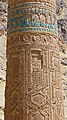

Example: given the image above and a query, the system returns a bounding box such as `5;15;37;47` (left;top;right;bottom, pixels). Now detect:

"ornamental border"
8;27;58;36
9;2;56;13
8;2;57;35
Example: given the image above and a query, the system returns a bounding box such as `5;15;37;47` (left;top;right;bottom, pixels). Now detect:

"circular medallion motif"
23;34;31;42
32;34;41;43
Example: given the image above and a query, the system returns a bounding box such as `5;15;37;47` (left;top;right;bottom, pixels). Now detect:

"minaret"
5;0;64;120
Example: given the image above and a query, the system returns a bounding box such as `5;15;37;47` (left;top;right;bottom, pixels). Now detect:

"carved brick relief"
5;33;64;120
6;0;64;119
31;50;43;89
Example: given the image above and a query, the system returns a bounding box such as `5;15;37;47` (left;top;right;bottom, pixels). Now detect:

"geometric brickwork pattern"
5;0;64;120
5;33;64;120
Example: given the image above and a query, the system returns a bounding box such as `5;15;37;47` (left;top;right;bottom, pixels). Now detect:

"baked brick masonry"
5;0;64;120
0;0;67;120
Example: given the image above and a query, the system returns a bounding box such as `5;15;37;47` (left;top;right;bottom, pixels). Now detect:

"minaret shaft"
5;1;64;120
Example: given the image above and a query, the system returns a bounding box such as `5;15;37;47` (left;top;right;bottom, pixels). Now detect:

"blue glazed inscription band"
8;2;58;35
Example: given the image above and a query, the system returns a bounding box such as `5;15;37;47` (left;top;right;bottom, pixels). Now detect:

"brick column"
5;0;64;120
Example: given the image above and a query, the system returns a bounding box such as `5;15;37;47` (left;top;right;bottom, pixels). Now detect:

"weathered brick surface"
61;47;67;120
5;0;64;118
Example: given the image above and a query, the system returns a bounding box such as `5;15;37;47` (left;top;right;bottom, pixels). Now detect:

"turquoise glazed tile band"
8;2;58;35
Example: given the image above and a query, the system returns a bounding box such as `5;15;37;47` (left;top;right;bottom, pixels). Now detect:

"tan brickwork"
5;0;64;120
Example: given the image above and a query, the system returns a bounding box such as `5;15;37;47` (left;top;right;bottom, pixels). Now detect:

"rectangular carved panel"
31;50;43;89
